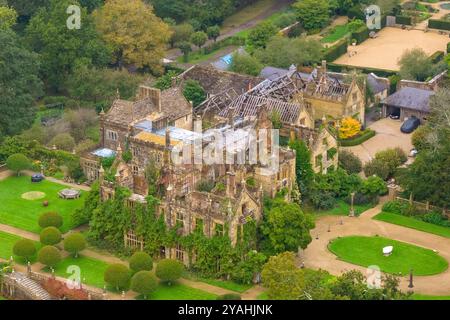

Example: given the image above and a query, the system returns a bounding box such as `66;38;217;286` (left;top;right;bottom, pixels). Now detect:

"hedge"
324;39;348;62
339;129;376;147
351;26;370;44
396;16;412;26
428;19;450;31
327;63;398;78
429;51;445;64
447;42;450;54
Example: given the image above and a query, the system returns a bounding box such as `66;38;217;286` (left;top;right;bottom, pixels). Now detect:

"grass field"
257;292;269;300
44;255;109;289
328;236;448;276
321;24;349;43
0;230;39;263
374;212;450;239
412;294;450;300
144;282;217;300
306;199;374;217
0;176;84;233
193;277;252;293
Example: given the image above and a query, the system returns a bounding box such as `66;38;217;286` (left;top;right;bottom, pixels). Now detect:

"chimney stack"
226;170;236;197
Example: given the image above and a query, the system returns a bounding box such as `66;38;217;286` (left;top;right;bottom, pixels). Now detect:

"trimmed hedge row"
324;39;348;62
429;51;445;64
339;129;376;147
396;16;412;26
327;63;398;78
351;26;370;44
428;19;450;31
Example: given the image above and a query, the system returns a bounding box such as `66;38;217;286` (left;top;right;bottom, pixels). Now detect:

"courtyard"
334;27;449;71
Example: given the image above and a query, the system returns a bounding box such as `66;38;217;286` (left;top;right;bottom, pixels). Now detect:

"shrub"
104;264;131;291
130;271;158;299
310;191;336;210
345;192;377;205
338;129;376;147
428;19;450;31
38;246;61;268
366;147;407;179
421;212;450;227
129;252;153;272
396;15;412;25
382;200;409;214
412;126;432;151
324;39;347;61
6;153;30;175
13;239;36;262
360;176;388;196
339;118;362;139
50;133;76;152
217;293;242;300
338;150;362;174
155;259;184;285
40;227;62;245
38;212;63;229
364;158;390;180
197;180;215;192
64;233;87;258
183;80;206;107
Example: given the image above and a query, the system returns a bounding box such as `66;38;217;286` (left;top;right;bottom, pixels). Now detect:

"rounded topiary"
40;227;62;245
64;233;86;258
217;293;242;300
6;153;30;175
13;239;36;262
38;212;63;229
104;264;131;291
129;252;153;272
130;271;158;299
38;245;61;268
155;259;184;285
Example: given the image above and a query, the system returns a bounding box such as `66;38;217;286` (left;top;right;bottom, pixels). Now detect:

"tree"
0;5;17;30
360;175;387;196
339;117;361;139
6;153;30;175
183;80;206;107
231;250;266;284
364;147;406;180
261;252;304;300
6;0;49;19
411;125;432;151
38;212;63;229
399;48;434;82
130;271;157;299
155;259;184;285
104;264;131;291
339;150;362;174
0;30;42;138
64;233;87;258
49;133;76;151
288;139;314;199
129;252;153;272
247;21;277;49
169;23;194;48
38;246;61;268
190;31;207;49
260;200;315;255
13;239;36;262
178;41;192;62
26;0;110;91
230;52;263;76
94;0;171;72
40;227;62;246
206;25;220;42
293;0;330;31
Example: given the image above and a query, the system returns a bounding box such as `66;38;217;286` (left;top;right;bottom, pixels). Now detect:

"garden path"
302;204;450;295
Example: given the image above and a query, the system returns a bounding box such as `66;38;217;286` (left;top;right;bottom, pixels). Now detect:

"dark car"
400;116;420;133
31;173;45;182
389;110;400;120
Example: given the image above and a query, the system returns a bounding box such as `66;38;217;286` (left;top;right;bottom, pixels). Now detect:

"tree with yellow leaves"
94;0;172;73
339;117;361;139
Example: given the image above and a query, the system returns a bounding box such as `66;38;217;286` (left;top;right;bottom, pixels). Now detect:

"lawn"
321;25;349;43
257;291;269;300
0;176;84;233
194;277;252;293
412;294;450;300
306;199;374;217
0;230;40;263
373;212;450;239
328;236;448;276
144;282;217;300
44;255;109;289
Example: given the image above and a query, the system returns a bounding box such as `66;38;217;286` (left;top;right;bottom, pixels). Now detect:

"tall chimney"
226;171;236;197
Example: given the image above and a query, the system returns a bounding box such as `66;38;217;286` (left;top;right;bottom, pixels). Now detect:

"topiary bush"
38;246;61;268
104;264;131;291
13;239;36;262
6;153;30;176
130;271;158;299
64;233;87;258
38;212;63;229
217;293;242;300
40;227;62;245
129;252;153;272
155;259;184;285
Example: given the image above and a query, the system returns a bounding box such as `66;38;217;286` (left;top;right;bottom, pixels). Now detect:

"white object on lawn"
383;246;393;256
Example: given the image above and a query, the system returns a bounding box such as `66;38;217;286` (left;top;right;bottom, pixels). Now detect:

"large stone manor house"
80;61;365;264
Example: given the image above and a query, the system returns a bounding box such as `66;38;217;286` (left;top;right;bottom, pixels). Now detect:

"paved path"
302;204;450;295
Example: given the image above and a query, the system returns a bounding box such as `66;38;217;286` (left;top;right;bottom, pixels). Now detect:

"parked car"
400;116;420;133
389;112;400;120
31;173;45;182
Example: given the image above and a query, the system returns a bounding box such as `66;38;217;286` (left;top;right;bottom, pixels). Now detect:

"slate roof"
367;73;389;94
260;66;290;80
382;87;434;112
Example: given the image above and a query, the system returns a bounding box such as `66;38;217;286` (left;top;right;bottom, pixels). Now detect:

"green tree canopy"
129;251;153;272
155;259;184;285
104;263;131;291
6;153;30;175
40;227;62;246
64;233;87;258
183;80;206;107
293;0;330;31
230;52;263;76
247;21;277;49
38;245;61;267
190;31;208;49
38;212;63;229
130;270;157;299
13;239;36;262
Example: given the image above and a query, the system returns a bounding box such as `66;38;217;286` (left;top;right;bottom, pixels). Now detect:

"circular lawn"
21;191;46;200
328;236;448;276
